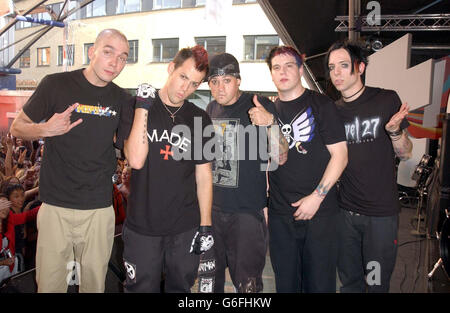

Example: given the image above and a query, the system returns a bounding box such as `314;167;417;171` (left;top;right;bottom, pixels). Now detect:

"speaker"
439;114;450;215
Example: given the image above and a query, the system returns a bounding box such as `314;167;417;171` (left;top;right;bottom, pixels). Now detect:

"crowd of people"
0;133;130;286
0;27;413;294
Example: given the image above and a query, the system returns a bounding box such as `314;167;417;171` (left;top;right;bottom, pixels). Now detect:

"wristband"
135;83;156;111
387;129;403;137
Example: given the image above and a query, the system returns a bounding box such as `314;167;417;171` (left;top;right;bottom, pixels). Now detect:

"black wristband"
17;163;23;168
135;83;156;111
198;225;212;233
135;97;152;110
387;129;403;137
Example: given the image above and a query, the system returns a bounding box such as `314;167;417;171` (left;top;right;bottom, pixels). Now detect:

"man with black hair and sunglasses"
326;40;412;293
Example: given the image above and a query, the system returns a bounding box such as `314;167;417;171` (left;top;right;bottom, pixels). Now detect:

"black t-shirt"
116;92;214;236
269;89;346;217
23;69;133;210
206;92;275;213
335;86;409;216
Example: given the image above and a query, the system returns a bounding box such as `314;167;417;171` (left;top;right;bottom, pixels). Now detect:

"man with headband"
205;53;288;292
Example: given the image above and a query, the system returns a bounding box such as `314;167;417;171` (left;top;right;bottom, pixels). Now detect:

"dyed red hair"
173;45;209;80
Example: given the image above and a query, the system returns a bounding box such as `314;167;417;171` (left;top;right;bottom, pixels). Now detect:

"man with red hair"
116;46;215;292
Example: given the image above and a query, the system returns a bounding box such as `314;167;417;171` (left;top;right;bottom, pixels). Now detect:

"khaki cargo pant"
35;203;115;293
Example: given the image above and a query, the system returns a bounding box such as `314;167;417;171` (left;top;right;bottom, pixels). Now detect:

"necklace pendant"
171;114;175;122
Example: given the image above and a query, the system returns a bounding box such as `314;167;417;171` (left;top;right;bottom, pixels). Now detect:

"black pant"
122;225;200;293
337;208;398;293
268;212;338;293
212;209;268;293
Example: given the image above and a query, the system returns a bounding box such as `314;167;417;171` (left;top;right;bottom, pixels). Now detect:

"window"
80;0;106;18
244;35;279;61
195;0;206;6
37;47;50;66
84;43;93;64
47;3;63;18
127;40;139;63
92;0;107;16
19;49;30;68
15;14;33;30
233;0;257;4
195;36;226;57
58;45;75;66
116;0;141;14
152;38;179;62
141;0;153;11
153;0;181;10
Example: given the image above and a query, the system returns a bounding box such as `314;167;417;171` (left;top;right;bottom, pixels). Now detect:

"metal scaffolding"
335;14;450;32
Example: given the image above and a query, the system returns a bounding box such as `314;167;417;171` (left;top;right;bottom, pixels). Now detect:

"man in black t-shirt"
205;53;288;293
10;29;132;292
326;40;413;292
116;46;214;293
265;46;348;293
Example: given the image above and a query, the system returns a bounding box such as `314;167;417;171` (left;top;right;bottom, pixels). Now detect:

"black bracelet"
387;129;403;137
17;163;23;168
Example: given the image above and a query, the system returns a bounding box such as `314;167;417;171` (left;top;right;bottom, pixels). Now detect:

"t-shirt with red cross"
116;92;214;236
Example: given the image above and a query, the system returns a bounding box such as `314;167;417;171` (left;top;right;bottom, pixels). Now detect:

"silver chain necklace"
160;98;184;123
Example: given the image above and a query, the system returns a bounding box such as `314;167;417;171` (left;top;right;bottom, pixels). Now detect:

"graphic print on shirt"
278;106;315;154
147;129;192;161
211;119;239;188
75;103;117;117
344;116;381;144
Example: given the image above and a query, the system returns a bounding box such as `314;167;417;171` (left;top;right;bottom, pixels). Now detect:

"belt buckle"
348;210;360;216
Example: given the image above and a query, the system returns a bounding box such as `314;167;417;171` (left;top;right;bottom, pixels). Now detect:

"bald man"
11;29;133;293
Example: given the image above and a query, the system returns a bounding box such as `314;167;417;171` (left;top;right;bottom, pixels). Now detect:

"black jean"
212;209;268;293
122;225;200;293
268;212;338;293
337;208;398;293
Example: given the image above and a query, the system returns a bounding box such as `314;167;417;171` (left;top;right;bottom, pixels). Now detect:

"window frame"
195;36;226;57
57;45;75;67
83;43;93;65
243;35;279;61
127;40;139;63
37;47;51;67
19;49;31;68
152;38;179;63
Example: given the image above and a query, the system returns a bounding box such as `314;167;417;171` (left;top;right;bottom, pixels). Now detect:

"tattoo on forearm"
315;183;330;199
268;125;288;164
143;112;148;144
392;132;412;160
